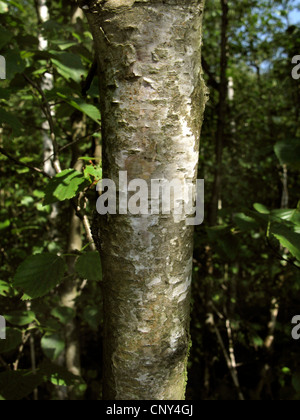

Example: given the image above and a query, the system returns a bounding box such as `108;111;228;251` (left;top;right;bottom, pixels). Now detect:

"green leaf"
291;212;300;227
234;213;258;231
50;51;85;82
5;50;26;80
270;209;298;221
254;203;270;214
0;327;22;353
57;93;101;124
274;139;300;169
4;311;36;326
41;333;65;361
0;219;10;230
271;223;300;261
75;252;102;282
44;169;89;205
51;40;78;50
13;253;66;299
7;0;24;12
51;306;75;324
84;165;102;181
252;335;264;348
0;371;44;400
0;280;10;296
39;360;82;386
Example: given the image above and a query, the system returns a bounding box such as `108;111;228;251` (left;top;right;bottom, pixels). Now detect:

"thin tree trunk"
59;117;86;398
210;0;228;226
62;208;82;378
84;0;207;400
37;0;57;178
37;3;84;395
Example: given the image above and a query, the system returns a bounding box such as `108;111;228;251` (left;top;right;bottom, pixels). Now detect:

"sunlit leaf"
271;223;300;261
41;333;65;361
57;93;101;124
4;311;36;326
44;169;89;205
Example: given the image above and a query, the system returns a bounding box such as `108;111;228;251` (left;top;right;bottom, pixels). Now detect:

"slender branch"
82;215;96;251
23;73;61;173
0;147;51;178
43;129;101;166
70;198;96;251
13;332;31;371
60;130;101;153
211;310;245;401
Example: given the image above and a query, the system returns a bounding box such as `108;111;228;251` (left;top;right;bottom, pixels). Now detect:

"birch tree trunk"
83;0;207;400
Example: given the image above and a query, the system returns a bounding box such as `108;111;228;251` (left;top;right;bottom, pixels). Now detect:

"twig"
70;197;96;251
0;147;51;178
13;332;31;371
83;215;96;251
43;129;101;166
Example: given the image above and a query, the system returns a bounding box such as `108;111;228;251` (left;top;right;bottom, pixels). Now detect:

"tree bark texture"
85;0;207;400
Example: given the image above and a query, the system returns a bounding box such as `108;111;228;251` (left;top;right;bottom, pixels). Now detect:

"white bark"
86;0;208;399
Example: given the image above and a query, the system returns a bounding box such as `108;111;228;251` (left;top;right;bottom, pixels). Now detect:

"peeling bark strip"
84;0;207;400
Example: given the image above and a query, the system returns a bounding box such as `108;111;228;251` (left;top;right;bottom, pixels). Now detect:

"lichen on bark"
85;0;207;400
